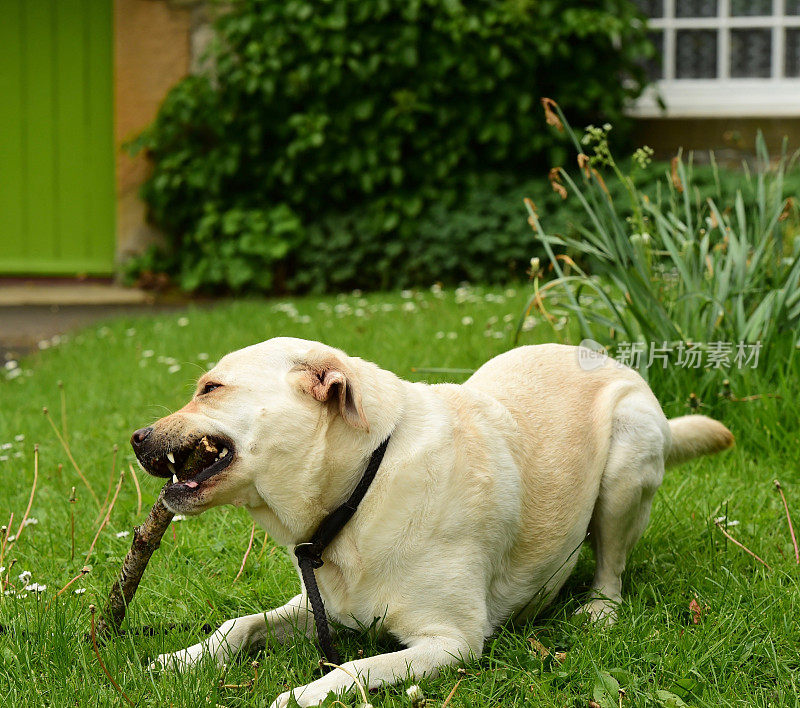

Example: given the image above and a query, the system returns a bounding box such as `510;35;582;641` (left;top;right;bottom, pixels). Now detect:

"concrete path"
0;280;187;361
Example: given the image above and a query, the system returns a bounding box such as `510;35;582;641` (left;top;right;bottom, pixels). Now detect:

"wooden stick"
714;520;771;570
11;445;39;546
89;605;135;706
69;487;77;561
129;464;142;517
43;406;100;507
233;522;256;583
97;445;118;523
96;486;174;637
442;678;463;708
774;480;799;564
85;469;125;565
0;513;13;570
58;380;68;443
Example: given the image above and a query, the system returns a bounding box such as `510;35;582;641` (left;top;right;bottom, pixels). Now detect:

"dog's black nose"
131;427;153;448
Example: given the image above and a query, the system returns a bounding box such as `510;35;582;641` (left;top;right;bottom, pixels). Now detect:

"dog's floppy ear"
294;354;369;431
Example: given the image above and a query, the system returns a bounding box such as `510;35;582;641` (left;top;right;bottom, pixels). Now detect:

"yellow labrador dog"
132;337;733;707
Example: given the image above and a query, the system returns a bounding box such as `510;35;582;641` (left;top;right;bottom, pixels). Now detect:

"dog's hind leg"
151;593;314;670
577;394;667;623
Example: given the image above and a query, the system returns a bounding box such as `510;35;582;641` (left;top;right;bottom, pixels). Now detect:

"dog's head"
131;337;395;539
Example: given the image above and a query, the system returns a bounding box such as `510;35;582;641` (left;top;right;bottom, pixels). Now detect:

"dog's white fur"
148;338;733;707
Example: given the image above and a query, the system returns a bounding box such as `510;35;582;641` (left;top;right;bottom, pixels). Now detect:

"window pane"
730;29;772;78
787;0;800;16
675;0;718;18
676;30;718;78
644;31;664;80
787;29;800;77
634;0;664;16
730;0;772;15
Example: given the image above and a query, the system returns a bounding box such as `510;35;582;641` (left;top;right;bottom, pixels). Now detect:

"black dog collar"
294;436;391;669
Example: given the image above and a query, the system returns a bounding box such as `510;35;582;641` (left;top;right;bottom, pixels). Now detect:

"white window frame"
631;0;800;117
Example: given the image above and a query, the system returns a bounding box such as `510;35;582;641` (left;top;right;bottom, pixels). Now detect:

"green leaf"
592;671;621;708
656;689;689;707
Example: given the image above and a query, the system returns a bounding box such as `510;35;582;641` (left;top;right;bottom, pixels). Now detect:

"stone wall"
114;0;218;262
634;117;800;163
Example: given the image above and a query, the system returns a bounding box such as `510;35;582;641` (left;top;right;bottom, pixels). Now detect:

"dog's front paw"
148;647;205;673
270;691;292;708
270;686;330;708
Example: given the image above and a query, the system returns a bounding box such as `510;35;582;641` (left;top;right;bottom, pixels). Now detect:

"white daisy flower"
168;365;181;374
116;531;130;538
406;685;424;704
177;317;189;327
18;570;31;583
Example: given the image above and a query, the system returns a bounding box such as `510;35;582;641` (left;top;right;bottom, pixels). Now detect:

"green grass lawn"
0;285;798;707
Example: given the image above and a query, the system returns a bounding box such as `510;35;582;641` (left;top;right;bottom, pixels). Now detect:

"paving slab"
0;281;152;306
0;281;187;361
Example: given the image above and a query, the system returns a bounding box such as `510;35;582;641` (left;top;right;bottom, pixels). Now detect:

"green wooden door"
0;0;115;275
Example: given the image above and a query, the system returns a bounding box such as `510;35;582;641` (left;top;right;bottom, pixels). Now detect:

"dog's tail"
665;415;734;467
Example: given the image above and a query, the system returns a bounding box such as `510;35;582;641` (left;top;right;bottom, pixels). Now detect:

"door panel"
0;0;115;275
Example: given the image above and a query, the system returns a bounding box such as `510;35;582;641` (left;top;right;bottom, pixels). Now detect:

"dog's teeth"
220;448;229;458
168;461;176;474
167;452;175;464
172;473;178;484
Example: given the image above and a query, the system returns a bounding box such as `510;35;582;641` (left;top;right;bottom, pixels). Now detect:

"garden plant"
128;0;653;293
520;101;800;402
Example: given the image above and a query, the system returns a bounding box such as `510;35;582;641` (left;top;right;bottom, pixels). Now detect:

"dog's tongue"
186;480;199;489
